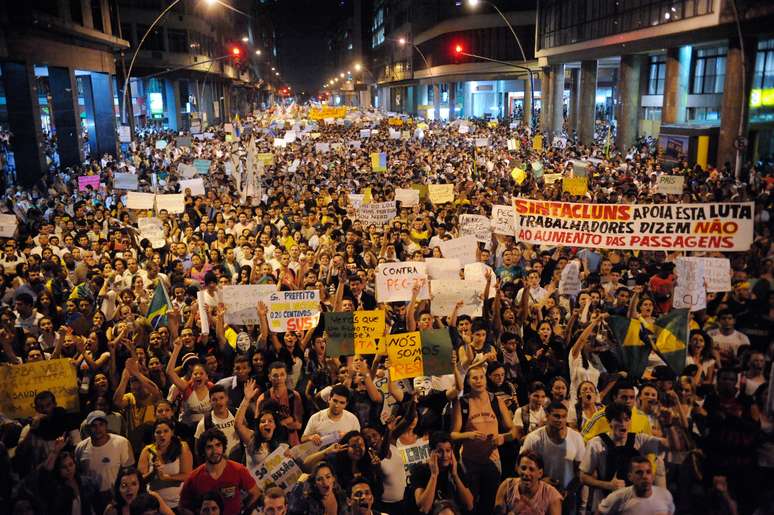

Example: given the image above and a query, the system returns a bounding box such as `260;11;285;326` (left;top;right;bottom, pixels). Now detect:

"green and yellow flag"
146;281;172;329
609;316;652;378
653;309;689;374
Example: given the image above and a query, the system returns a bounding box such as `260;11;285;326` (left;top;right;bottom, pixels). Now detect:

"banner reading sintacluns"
512;199;754;251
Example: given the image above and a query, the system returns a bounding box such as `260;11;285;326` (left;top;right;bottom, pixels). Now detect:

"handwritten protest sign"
179;178;205;196
137;217;166;249
114;173;139;190
257;153;275;166
155;140;167;150
491;205;516;235
251;445;302;493
356;201;396;227
511;167;528;185
324;312;354;356
507;138;519;151
559;260;582;297
683;257;731;292
475;137;490;147
221;285;277;326
532;134;543;151
395;188;420;207
543;173;562;185
563;176;589;196
464;262;496;298
0;359;79;418
178;163;197;179
438;236;478;266
375;262;429;303
428;184;454;204
175;136;192;148
193;159;211;175
459;214;491;243
398;441;431;475
354;310;385;354
0;214;18;238
425;258;461;280
118;125;131;143
421;328;454;376
386;332;424;380
512;199;754;251
286;432;339;461
431;279;483;317
571;160;590;177
155;194;185;214
266;290;321;332
673;257;707;311
359;129;371;138
78;175;100;191
126;192;156;210
657;175;685;195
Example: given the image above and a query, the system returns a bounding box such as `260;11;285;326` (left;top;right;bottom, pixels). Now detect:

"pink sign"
78;175;100;192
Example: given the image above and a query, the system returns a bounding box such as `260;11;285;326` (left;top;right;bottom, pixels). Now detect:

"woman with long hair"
104;467;174;515
235;379;290;479
288;461;347;515
686;329;718;385
569;380;601;430
166;338;213;429
137;419;193;509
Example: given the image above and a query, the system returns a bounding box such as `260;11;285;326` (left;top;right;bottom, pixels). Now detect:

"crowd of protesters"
0;104;773;515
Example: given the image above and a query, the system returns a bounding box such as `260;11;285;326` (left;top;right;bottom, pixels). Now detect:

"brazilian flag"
609;316;652;378
653;309;689;374
69;282;93;302
146;281;172;329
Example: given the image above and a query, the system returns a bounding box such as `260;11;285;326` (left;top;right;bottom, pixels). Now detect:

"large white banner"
512;199;754;251
376;262;429;303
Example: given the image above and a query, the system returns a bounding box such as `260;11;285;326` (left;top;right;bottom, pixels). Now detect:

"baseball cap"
86;410;108;426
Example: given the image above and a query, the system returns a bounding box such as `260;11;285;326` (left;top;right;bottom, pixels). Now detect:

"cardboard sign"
559;260;581;297
0;214;17;238
357;201;396;227
113;173;139;191
257;153;275;166
491;204;516;235
673;257;707;311
459;214;492;243
324;312;355;356
430;279;484;317
78;175;100;192
428;184;454;204
563;176;589;196
193;159;211;175
657;175;685;195
266;290;321;332
179;178;205;196
221;285;277;326
375;262;429;303
0;359;79;418
251;445;303;493
420;328;454;376
137;217;166;249
126;192;156;210
175;136;192;148
354;310;385;355
425;258;462;280
438;236;478;266
155;194;185;214
386;332;424;380
395;188;420;207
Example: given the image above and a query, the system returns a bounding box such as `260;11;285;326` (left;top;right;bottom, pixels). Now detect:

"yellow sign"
511;167;527;185
225;134;235;142
354;310;386;354
428;184;454;204
563;176;589;196
256;153;275;166
417;122;429;130
308;106;347;120
0;359;79;418
487;121;498;128
411;183;428;200
388;118;404;126
532;134;543;151
386;331;424;380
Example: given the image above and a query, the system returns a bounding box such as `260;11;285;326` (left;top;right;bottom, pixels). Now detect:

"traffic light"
455;44;463;54
453;43;463;63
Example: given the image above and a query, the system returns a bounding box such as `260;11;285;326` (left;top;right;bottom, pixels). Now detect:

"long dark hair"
250;409;287;454
113;467;145;510
152;418;182;462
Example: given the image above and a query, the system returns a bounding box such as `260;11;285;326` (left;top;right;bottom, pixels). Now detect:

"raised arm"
235;379;259;445
165;338;190;392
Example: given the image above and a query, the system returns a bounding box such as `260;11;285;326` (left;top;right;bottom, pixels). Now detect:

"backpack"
598;432;639;483
458;392;508;433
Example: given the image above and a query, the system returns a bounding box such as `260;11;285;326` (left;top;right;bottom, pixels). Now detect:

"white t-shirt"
380;444;407;503
75;435;135;491
708;329;750;361
597;485;675;514
302;408;361;439
522;426;585;489
195;411;240;454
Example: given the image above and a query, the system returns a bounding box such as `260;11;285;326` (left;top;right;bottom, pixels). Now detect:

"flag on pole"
653;309;689;374
609;316;652;378
146;281;172;329
604;125;612;158
370;152;387;172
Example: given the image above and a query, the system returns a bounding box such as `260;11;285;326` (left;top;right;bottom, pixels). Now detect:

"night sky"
272;0;341;95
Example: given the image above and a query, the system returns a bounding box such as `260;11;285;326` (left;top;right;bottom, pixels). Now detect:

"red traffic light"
232;47;241;56
455;44;463;54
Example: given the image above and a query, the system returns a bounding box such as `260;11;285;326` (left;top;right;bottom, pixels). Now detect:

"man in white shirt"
195;385;240;455
302;384;360;444
708;310;751;367
75;410;135;497
516;269;548;306
597;455;675;514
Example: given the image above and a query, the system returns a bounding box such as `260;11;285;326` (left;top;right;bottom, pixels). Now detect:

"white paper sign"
197;290;210;335
657;175;685;195
375;262;429;303
348;194;365;210
357;201;396;227
0;214;17;238
118;126;131;143
265;290;321;332
179;178;205;196
359;129;371;138
684;257;732;293
459;214;491;243
431;279;484;317
438;236;478;266
425;258;462;280
137;217;166;249
559;260;581;297
427;184;454;204
314;142;330;153
178;164;198;179
395;188;419;207
458;125;470;134
463;263;496;299
155;194;185;214
475;137;490;148
491;205;517;235
126;192;156;210
673;257;707;311
113;173;139;191
221;285;278;326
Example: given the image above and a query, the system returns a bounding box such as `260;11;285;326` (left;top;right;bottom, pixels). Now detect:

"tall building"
535;0;774;166
0;2;129;186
